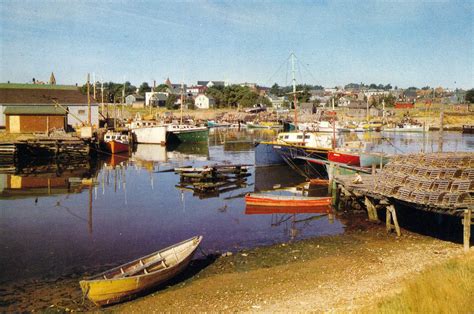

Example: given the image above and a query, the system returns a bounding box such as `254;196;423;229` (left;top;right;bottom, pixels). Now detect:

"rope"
381;137;405;154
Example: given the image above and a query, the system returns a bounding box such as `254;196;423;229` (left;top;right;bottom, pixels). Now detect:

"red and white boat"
104;131;130;154
245;193;332;207
327;141;373;166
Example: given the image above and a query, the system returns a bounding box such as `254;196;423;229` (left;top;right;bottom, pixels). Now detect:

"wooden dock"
333;152;473;251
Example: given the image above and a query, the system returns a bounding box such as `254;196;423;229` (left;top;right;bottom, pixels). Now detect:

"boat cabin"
277;132;333;149
104;133;129;143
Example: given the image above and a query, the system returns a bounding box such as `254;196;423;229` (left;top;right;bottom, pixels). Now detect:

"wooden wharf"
175;164;251;198
0;135;93;164
333;152;474;251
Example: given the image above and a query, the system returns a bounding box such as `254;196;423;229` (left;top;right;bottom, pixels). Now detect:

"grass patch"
369;251;474;314
0;83;77;90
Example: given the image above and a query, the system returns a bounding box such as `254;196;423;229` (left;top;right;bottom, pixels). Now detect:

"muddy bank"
114;214;463;312
0;213;464;312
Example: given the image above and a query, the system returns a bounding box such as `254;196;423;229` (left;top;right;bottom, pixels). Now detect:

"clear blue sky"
1;0;472;89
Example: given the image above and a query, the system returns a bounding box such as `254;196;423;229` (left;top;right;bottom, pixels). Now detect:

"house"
195;94;215;109
0;84;99;129
345;100;382;118
186;85;207;96
197;81;226;88
4;105;66;133
338;96;352;107
145;92;168;107
162;78;187;95
266;94;286;108
125;94;145;108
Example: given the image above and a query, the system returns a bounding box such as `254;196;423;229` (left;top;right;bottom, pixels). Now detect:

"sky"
0;0;472;89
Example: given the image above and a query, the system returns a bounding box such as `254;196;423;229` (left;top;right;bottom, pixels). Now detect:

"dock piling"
364;197;379;222
386;205;401;237
463;208;472;252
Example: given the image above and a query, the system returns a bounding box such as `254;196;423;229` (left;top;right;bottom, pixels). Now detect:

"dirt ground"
113;214;464;313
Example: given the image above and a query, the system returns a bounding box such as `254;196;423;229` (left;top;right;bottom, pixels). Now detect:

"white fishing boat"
383;123;425;132
129;120;167;145
276;132;334;150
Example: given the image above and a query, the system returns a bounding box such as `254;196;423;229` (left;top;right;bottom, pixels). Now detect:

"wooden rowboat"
309;178;329;186
80;236;203;306
245;193;332;207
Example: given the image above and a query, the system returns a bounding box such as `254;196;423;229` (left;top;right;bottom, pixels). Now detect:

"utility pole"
87;73;91;126
93;72;96;100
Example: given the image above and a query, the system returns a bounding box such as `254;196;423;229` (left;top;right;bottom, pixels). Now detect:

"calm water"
0;129;472;286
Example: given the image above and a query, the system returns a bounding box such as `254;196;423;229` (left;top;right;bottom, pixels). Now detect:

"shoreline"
0;212;468;312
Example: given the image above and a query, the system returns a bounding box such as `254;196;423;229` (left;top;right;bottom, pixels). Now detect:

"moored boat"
359;152;391;168
80;236;203;306
327;141;373;166
103;132;129;154
245;193;332;207
166;124;209;143
383;123;425;132
130;120;167;144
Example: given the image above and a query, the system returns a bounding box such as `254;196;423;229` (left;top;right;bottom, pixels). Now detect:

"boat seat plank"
114;257;165;278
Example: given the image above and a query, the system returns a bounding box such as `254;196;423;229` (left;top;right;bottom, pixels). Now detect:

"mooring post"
463;208;472;252
386;205;401;237
364;196;379;222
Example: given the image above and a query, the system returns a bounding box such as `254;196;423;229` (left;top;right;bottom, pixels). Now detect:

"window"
305;135;310;139
78;109;86;115
297;135;303;139
284;135;289;139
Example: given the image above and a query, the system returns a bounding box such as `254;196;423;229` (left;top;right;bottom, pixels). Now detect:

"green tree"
138;82;151;95
166;94;177;109
270;83;281;96
466;89;474;103
155;84;169;92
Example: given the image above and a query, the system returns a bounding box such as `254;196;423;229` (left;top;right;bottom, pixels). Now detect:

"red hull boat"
328;151;360;166
106;140;129;154
245;193;332;207
245;204;331;215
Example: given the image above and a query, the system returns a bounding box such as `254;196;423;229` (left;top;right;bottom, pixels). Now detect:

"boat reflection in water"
245;204;334;241
166;141;209;162
132;144;167;171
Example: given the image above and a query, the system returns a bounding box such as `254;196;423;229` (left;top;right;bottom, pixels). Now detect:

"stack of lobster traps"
375;153;473;210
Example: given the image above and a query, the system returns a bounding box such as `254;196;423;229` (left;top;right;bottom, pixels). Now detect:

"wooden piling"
364;197;379;221
386;204;401;237
463;208;472;252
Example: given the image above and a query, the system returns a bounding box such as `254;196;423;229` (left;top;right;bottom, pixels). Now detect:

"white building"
194;94;215;109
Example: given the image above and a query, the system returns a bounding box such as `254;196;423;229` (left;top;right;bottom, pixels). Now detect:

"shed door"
9;116;20;133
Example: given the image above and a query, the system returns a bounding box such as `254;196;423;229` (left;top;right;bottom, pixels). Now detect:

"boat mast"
180;82;184;125
291;53;298;129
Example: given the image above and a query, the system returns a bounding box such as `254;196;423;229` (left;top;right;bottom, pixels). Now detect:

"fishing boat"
245;193;332;207
80;236;203;306
130;120;167;145
103;131;129;154
327;141;373;166
359;152;391;168
166;124;209;143
383;123;425;132
206;120;231;128
246;121;271;129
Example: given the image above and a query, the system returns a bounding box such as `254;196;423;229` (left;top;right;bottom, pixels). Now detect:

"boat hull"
106;141;129;154
80;236;202;306
132;126;167;144
168;128;209;144
245;204;331;214
359;153;390;168
328;151;360;166
254;142;286;166
245;193;332;207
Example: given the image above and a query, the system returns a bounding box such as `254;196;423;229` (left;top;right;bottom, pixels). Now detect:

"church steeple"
49;72;56;85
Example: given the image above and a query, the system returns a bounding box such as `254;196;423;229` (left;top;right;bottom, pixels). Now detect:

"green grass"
0;83;78;90
368;251;474;314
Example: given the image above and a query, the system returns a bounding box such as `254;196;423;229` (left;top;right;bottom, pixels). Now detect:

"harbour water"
0;129;472;307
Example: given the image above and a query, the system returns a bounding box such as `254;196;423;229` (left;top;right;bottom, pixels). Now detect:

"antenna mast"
291;53;298;128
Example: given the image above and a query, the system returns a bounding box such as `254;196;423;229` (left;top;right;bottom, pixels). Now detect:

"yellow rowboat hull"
80;236;202;306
